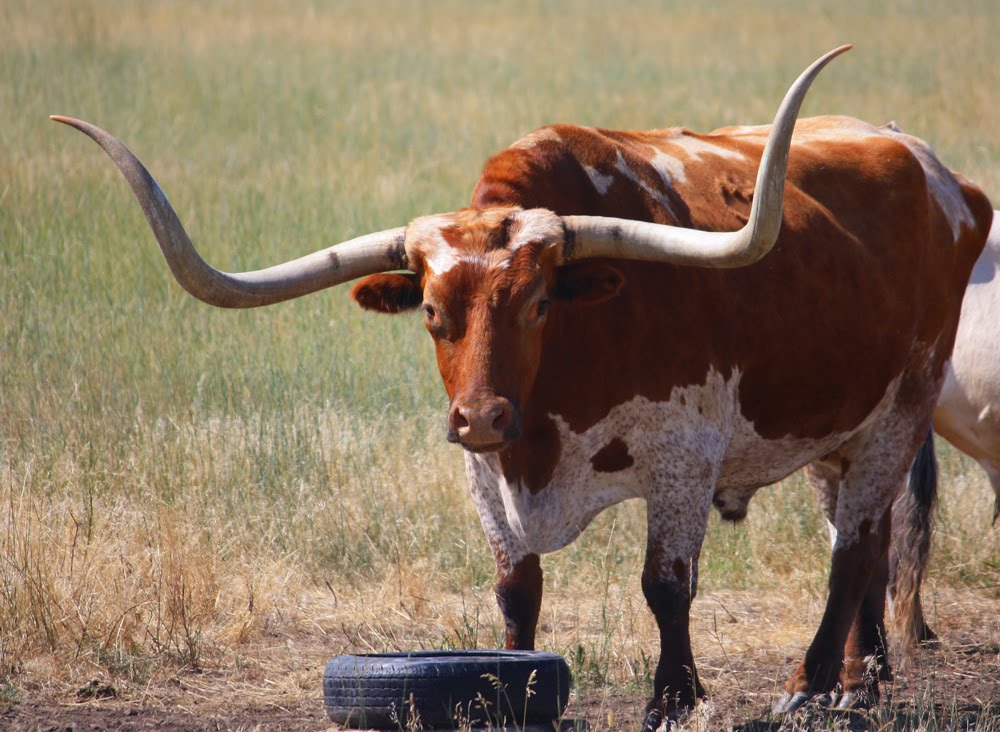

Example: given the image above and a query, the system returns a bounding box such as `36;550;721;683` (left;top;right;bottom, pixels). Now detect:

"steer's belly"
473;369;903;555
716;430;850;491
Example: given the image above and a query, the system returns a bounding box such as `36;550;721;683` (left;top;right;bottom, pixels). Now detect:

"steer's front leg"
496;554;543;650
464;453;541;650
642;469;715;723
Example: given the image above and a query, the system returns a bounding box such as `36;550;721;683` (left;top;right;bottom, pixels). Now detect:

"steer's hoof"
828;687;876;710
640;707;688;732
917;623;939;645
772;690;815;714
640;709;663;732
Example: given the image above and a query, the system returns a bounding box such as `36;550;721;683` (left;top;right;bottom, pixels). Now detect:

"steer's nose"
448;397;518;450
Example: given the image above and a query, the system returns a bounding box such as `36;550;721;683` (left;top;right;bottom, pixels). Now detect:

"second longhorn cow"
53;46;993;721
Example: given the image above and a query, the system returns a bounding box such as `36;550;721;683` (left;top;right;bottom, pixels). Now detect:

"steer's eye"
423;303;436;320
536;299;551;318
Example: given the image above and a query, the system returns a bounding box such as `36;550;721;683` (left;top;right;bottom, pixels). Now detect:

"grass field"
2;1;999;729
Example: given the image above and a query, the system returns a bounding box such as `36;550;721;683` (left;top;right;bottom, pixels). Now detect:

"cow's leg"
835;507;892;707
981;459;1000;525
775;512;887;712
777;418;927;713
641;464;716;725
495;553;543;650
806;460;892;703
464;453;540;649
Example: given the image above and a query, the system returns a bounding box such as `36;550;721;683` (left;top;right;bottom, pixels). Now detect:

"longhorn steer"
53;47;993;720
890;211;1000;646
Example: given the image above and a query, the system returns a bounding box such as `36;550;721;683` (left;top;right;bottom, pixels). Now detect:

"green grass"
1;0;998;718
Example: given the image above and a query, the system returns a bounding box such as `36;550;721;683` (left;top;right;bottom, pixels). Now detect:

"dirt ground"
3;587;997;732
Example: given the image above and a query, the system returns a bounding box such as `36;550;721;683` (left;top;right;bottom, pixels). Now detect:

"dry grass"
2;0;999;728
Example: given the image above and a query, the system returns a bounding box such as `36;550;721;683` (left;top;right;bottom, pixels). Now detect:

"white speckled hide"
466;366;912;578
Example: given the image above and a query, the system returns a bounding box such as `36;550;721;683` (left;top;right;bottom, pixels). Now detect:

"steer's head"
351;207;623;452
50;47;848;451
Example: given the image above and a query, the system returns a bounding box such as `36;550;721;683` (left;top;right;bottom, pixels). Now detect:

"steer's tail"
889;427;939;648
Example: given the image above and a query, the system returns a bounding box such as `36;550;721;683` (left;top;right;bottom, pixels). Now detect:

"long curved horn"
561;45;851;268
50;116;407;308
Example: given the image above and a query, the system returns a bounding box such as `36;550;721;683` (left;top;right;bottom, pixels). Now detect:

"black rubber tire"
324;650;571;729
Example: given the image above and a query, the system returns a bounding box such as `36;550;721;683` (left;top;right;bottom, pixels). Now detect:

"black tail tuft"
889;428;939;648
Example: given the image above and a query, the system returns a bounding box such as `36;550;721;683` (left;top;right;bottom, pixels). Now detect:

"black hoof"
640;709;664;732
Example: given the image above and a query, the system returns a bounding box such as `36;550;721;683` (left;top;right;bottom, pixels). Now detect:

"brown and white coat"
55;49;993;722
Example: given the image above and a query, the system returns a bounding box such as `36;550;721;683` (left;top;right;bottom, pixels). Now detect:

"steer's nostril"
491;404;511;431
454;410;470;430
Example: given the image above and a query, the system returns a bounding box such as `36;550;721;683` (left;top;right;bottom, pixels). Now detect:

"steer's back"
473;115;993;493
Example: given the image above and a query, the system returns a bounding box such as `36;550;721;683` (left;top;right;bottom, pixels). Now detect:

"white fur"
668;134;748;163
408;210;564;273
509;127;562;150
582;163;615;195
613;150;679;219
932;212;1000;507
647;145;687;186
465;367;910;578
884;127;975;240
407;215;459;274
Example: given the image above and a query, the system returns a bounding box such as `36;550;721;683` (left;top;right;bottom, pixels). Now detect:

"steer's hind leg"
836;507;893;707
778;418;927;713
775;506;889;712
806;460;893;706
982;460;1000;525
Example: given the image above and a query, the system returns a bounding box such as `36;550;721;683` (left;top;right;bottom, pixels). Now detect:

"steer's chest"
466;371;745;555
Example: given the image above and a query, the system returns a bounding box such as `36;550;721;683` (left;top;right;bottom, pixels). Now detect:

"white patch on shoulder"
582;163;615;195
509;127;562;150
669;135;747;162
880;125;975;240
648;146;687;186
613;150;679;219
719;124;766;136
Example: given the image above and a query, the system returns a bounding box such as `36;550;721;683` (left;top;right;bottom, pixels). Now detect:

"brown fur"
352;115;993;715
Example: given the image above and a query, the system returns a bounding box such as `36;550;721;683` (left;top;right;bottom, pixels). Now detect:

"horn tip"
50;115;84;129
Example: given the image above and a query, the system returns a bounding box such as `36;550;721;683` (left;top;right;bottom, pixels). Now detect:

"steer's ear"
552;261;625;305
351;273;423;313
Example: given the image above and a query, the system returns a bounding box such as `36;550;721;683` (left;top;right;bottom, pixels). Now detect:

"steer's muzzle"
447;396;521;452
